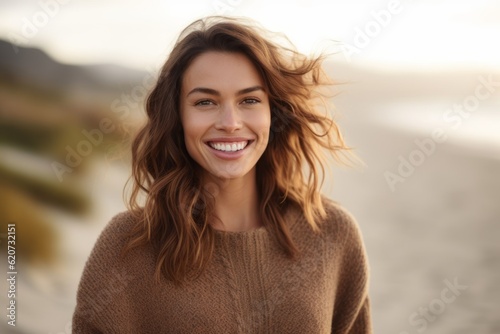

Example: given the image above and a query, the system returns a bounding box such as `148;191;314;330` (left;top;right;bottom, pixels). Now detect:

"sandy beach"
330;119;500;333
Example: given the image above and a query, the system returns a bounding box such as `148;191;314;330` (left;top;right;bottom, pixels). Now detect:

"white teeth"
209;141;248;152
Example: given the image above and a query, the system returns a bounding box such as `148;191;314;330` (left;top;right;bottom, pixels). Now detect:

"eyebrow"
186;85;265;97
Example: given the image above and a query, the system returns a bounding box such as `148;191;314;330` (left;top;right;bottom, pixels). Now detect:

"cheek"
182;112;209;142
181;113;204;159
253;110;272;139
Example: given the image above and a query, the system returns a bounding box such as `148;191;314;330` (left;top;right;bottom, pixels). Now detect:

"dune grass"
0;183;59;265
0;162;90;215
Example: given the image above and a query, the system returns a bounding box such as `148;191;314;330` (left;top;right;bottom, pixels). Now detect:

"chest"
134;243;336;333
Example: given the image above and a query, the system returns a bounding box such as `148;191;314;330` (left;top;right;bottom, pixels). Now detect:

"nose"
215;103;242;133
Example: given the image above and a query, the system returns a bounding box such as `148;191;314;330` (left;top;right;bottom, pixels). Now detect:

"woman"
73;16;372;333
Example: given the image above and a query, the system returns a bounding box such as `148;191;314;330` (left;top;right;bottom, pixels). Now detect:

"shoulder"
287;196;361;236
102;210;138;237
320;197;370;276
103;210;137;236
286;196;367;254
318;196;368;258
321;197;361;236
90;211;138;257
81;210;140;279
76;210;142;297
73;212;141;331
315;196;361;235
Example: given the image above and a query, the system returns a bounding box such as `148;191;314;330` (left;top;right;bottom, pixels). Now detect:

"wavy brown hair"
123;16;350;285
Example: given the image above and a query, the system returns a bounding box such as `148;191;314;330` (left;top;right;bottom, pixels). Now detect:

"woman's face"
180;51;271;180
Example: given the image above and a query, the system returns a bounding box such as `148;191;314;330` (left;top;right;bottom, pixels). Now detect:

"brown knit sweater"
72;199;372;333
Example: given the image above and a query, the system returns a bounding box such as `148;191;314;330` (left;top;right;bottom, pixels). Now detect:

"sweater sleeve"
328;203;373;334
72;212;136;334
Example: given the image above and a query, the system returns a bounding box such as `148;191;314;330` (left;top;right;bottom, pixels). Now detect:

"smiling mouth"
207;140;251;152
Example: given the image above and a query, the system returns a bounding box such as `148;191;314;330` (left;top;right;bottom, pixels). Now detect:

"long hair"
123;16;350;285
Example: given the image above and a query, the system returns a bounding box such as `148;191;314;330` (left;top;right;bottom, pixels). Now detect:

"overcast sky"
0;0;499;71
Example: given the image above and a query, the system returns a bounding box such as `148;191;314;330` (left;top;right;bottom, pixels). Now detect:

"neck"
205;168;262;232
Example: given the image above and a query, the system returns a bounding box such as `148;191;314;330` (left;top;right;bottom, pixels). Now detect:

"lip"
204;137;254;143
204;138;254;160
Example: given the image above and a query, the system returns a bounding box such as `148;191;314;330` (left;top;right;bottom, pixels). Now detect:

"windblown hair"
124;16;350;285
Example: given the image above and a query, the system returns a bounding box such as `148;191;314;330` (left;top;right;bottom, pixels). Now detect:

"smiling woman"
72;16;372;333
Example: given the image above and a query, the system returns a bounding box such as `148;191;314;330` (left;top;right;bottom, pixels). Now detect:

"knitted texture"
72;199;372;333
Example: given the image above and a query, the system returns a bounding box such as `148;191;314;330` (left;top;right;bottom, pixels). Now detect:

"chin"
204;163;253;181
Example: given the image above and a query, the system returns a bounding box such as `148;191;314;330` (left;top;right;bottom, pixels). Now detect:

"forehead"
182;51;265;93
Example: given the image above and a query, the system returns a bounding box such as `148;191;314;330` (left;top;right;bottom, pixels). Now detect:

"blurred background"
0;0;498;333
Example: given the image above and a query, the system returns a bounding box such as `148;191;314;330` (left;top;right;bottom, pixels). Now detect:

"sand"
330;119;500;333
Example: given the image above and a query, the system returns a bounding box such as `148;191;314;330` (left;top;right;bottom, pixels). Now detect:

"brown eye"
242;98;260;105
195;99;215;106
